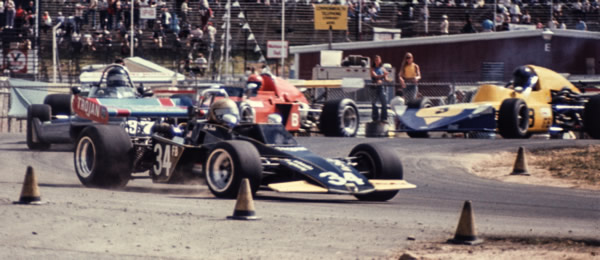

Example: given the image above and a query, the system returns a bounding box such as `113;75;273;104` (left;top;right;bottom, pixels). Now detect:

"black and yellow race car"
393;65;600;139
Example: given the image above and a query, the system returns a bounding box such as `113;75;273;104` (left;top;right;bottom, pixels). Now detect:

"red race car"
202;73;361;137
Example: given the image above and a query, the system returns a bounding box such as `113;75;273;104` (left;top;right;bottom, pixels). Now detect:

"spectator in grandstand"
190;25;203;48
367;3;378;22
521;10;531;24
24;0;33;13
198;2;211;30
134;0;141;29
460;16;477;33
398;52;421;102
122;0;131;28
85;0;98;29
576;18;587;30
0;0;4;29
56;11;65;27
99;0;108;29
74;3;85;30
179;23;191;42
152;22;165;48
4;0;14;29
370;55;389;122
180;0;189;24
71;30;83;54
161;7;172;30
535;18;543;29
195;53;208;77
14;4;24;28
41;11;52;34
482;19;493;32
83;32;96;51
26;10;34;28
547;17;558;29
558;19;566;29
117;21;127;39
510;2;521;23
206;21;216;50
114;0;123;30
440;14;449;35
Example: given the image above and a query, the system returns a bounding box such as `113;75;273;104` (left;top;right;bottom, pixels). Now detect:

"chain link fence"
304;81;486;105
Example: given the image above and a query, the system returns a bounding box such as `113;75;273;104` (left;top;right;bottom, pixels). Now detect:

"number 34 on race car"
319;171;365;186
152;142;184;180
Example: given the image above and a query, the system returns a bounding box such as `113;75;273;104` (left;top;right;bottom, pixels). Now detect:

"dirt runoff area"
395;145;600;260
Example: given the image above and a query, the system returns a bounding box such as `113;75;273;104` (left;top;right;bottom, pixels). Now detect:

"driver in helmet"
106;66;130;88
245;73;263;97
511;65;538;97
94;66;138;98
208;98;240;129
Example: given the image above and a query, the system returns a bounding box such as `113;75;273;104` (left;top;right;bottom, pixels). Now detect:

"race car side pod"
13;166;45;205
510;146;531;176
227;179;260;220
448;200;483;245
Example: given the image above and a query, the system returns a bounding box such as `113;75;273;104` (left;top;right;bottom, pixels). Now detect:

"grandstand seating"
2;0;598;81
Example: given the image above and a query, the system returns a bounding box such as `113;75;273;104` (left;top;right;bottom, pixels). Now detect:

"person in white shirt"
440;14;449;35
0;0;5;29
5;0;15;28
195;53;208;77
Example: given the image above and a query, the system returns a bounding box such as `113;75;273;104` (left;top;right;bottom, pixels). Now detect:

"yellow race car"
393;65;600;139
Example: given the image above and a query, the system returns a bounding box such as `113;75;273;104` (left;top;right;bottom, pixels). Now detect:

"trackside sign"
314;4;348;30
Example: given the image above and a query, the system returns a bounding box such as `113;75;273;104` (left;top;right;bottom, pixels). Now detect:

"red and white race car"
202;73;361;137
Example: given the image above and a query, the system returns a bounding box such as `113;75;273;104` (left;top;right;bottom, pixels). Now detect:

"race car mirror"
71;87;82;95
268;113;283;124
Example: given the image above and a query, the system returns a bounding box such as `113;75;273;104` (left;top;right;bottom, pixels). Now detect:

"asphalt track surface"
0;133;598;259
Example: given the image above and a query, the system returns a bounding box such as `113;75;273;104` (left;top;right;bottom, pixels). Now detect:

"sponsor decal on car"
72;95;109;124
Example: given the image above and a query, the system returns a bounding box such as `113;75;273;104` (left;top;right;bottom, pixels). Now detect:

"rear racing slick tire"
406;98;432;138
43;93;71;116
204;141;262;199
584;95;600;139
74;125;133;188
349;143;403;201
26;104;52;150
320;98;359;137
498;98;530;139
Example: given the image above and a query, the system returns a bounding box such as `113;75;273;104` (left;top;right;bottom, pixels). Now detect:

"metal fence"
305;81;484;105
0;80;26;133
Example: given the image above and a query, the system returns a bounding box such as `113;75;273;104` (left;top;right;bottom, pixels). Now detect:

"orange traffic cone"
13;166;44;205
510;146;531;176
448;200;483;245
227;178;259;220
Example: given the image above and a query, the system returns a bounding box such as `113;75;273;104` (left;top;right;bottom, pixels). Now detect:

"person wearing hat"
440;14;449;35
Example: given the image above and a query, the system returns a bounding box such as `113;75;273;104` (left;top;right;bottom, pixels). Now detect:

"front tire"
349;143;403;201
74;125;133;188
498;98;530;139
584;95;600;139
319;98;359;137
204;141;262;198
26;104;51;150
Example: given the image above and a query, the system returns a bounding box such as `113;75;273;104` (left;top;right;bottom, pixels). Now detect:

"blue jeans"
85;9;97;28
5;9;15;28
404;84;418;103
371;84;388;121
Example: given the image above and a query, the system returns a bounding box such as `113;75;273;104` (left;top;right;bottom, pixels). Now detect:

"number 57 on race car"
73;97;415;201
